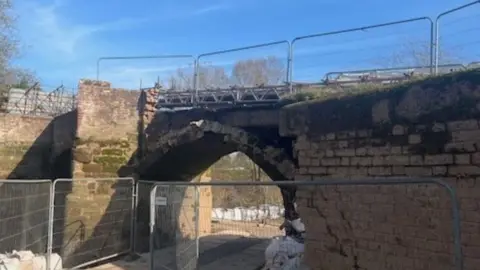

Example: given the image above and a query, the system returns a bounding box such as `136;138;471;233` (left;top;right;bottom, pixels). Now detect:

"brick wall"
58;80;139;267
0;114;53;178
280;70;480;269
74;79;139;177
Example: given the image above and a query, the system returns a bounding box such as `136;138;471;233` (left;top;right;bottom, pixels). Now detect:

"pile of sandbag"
212;204;284;221
0;250;62;270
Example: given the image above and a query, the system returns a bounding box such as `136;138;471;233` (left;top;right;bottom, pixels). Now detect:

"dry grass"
282;68;480;105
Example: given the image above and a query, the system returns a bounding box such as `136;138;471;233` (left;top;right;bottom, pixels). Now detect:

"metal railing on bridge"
152;61;480;108
92;1;480;110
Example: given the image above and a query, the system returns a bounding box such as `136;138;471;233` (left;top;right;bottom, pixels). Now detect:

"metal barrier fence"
148;178;462;270
194;40;290;90
48;178;135;269
290;16;434;88
0;180;52;264
0;177;464;269
95;55;196;92
93;1;479;103
435;0;480;73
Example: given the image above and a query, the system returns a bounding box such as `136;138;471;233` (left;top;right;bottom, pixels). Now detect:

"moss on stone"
98;140;130;148
94;155;128;165
101;148;124;156
76;137;132;149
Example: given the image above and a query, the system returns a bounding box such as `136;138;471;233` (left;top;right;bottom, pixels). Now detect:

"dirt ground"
88;220;280;270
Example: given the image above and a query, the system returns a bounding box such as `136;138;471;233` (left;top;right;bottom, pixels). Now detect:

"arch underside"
137;120;299;220
139;133;289;181
137;120;296;181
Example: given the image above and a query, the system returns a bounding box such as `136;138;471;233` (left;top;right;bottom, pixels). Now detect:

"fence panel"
134;180;157;254
0;180;52;267
96;55;196;90
51;177;135;269
147;184;199;270
148;178;461;270
195;41;291;88
435;1;480;73
290;17;434;85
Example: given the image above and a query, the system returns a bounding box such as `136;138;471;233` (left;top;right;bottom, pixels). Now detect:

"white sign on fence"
155;196;168;206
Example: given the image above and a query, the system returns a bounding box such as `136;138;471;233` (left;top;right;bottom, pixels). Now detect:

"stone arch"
136;119;299;223
137;119;296;181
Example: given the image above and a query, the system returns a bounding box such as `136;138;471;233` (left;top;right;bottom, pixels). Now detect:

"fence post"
434;0;480;74
130;179;137;256
46;180;55;270
194;186;200;258
149;185;158;270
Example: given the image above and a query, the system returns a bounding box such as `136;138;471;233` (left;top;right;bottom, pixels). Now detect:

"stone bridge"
1;69;480;269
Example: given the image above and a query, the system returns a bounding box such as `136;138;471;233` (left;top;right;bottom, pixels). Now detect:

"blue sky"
14;0;480;90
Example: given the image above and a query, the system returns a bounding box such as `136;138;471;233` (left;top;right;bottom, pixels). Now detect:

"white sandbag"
0;257;20;270
211;208;225;220
264;236;304;270
0;250;63;270
212;204;285;221
27;253;63;270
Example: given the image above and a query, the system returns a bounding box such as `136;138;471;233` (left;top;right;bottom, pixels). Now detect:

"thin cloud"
18;0;151;58
192;4;230;15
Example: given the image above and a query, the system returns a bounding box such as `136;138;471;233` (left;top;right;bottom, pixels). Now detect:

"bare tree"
0;1;37;86
167;65;230;90
231;56;285;87
166;56;286;90
197;65;230;89
379;39;462;68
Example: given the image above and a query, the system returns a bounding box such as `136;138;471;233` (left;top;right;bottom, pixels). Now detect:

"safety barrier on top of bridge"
153;61;480;109
94;1;480;109
0;177;464;270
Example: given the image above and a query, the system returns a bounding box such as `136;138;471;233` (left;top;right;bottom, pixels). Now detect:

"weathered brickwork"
0;114;53;178
281;70;480;270
294;123;480;269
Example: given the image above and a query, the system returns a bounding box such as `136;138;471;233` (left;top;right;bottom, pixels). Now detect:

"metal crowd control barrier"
0;180;52;267
435;0;480;74
48;177;135;269
194;40;292;102
96;54;196;82
148;183;200;270
289;16;435;92
149;178;463;270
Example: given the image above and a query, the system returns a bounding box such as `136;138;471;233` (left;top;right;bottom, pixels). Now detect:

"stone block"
350;157;372;166
452;130;480;142
308;167;327;175
408;134;421;144
335;149;355;157
320;158;340;166
424;154;454;165
447;120;479;131
368;167;392;176
392;125;406;135
448;165;480;176
404;166;432;176
384;155;409;166
455;154;471;165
